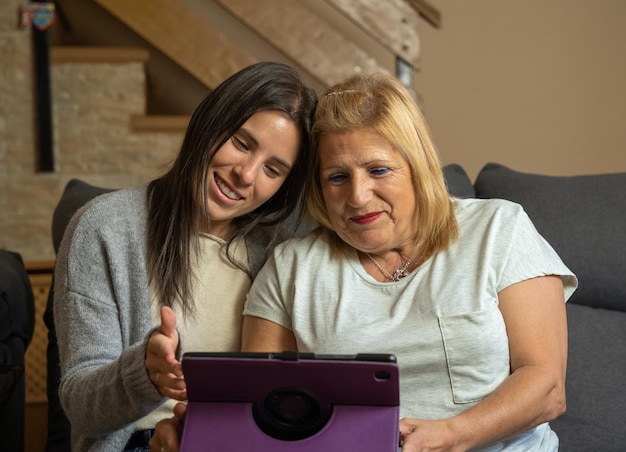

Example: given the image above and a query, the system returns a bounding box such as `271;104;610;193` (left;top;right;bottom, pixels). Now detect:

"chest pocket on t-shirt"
438;305;510;404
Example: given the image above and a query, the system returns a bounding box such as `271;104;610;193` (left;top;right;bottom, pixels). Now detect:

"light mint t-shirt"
244;198;577;451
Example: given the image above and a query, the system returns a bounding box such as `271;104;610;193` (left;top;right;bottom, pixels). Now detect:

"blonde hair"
308;73;458;259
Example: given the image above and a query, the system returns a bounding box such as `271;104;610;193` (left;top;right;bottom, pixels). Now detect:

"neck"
201;218;235;241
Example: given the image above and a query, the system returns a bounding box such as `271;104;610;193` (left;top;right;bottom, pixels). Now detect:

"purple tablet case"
180;351;400;451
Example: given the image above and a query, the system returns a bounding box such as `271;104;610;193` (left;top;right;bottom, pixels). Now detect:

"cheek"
210;141;236;164
257;177;285;202
322;190;344;217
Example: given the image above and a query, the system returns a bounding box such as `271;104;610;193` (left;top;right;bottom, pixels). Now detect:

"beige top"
136;234;250;430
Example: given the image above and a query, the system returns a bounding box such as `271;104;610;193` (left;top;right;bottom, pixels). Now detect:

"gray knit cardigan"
54;185;283;451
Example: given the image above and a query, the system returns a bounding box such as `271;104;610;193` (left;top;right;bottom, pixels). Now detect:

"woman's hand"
145;306;186;400
149;402;187;452
399;417;463;452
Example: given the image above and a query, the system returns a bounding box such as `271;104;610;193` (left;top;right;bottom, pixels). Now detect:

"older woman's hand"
145;306;186;400
399;417;462;452
149;402;187;452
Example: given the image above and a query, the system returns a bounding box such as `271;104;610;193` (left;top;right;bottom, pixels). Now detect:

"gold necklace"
366;250;416;282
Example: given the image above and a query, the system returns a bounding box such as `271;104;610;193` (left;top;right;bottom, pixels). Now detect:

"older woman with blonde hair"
242;72;577;451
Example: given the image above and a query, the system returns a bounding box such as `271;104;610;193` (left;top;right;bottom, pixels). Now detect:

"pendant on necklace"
392;267;409;281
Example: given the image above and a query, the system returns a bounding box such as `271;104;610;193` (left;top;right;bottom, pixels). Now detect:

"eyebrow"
321;158;390;172
238;126;294;172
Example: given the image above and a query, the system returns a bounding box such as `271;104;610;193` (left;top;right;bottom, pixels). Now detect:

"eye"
231;135;250;151
264;165;281;178
371;167;390;176
328;173;347;183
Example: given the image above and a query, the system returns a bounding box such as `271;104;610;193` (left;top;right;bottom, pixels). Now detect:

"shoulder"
85;185;147;214
273;227;334;260
63;186;149;248
454;196;523;215
450;198;541;250
254;228;335;289
454;197;528;226
76;186;147;224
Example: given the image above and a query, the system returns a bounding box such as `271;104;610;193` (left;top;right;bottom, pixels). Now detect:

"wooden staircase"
92;0;426;87
50;46;190;133
54;0;432;114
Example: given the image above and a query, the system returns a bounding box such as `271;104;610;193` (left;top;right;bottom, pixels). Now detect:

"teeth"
216;176;241;200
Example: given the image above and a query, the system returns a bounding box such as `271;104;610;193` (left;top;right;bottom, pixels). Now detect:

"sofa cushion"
442;164;475;198
474;163;626;311
549;303;626;451
52;179;115;252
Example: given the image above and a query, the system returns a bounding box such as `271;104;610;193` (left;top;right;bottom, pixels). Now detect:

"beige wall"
4;0;626;261
414;0;626;180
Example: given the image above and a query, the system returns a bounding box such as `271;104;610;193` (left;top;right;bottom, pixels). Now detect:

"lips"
214;174;243;201
350;212;382;225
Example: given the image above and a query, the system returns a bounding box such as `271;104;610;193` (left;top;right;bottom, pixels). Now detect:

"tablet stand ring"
253;387;332;441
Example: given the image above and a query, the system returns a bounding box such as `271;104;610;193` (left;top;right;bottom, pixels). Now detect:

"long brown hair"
147;62;317;315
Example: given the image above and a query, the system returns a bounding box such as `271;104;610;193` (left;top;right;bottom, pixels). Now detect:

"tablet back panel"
180;352;400;452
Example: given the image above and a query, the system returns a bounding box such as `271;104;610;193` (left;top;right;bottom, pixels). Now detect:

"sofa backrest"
474;162;626;312
52;179;115;253
442;164;476;198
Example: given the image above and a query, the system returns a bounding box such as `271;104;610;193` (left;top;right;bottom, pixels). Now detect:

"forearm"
56;292;164;435
446;364;565;450
60;341;163;435
447;275;568;448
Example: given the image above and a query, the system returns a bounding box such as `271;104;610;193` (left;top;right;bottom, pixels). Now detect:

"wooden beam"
94;0;258;89
217;0;388;87
51;46;150;64
405;0;441;28
324;0;421;66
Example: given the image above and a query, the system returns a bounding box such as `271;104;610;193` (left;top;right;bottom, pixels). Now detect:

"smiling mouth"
215;175;243;201
350;212;382;225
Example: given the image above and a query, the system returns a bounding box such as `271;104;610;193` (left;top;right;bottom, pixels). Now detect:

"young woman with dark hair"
53;62;317;451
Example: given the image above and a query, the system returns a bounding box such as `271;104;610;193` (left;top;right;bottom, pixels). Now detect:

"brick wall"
0;0;184;263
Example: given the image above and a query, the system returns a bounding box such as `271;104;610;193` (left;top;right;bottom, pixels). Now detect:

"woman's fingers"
150;415;182;452
146;306;185;395
159;306;178;339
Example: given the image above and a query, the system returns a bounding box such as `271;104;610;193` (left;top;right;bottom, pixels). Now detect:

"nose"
233;156;257;186
346;175;372;208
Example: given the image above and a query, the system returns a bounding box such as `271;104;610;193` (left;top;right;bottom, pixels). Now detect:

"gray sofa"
444;162;626;451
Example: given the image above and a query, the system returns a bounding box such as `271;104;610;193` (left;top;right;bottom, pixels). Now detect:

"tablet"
180;351;400;451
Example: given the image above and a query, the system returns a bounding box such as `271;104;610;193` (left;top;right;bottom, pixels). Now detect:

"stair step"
51;46;150;64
